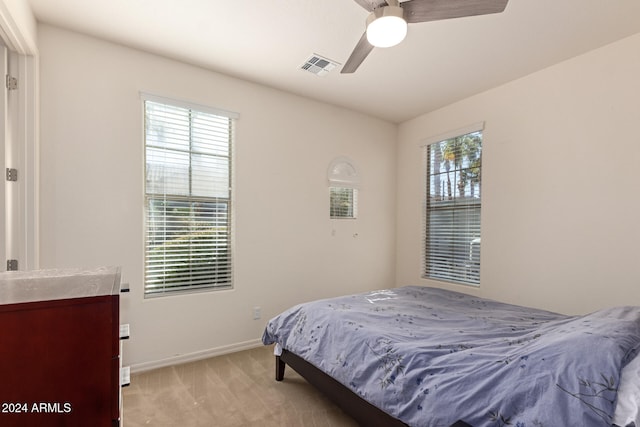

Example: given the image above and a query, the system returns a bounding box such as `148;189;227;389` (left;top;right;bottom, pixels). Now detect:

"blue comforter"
262;286;640;427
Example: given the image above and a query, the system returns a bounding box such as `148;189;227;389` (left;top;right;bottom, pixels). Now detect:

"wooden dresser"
0;267;127;427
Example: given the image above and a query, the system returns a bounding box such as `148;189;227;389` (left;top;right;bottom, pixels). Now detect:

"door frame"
0;2;38;271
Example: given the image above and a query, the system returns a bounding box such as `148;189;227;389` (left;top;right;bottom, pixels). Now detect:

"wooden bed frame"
275;349;472;427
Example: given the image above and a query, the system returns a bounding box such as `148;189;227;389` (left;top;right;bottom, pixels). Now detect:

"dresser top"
0;266;121;305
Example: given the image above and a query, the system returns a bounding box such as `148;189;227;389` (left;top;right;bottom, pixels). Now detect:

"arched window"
328;157;359;219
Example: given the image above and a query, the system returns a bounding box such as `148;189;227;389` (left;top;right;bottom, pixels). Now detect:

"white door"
0;43;6;271
0;9;38;272
1;44;20;272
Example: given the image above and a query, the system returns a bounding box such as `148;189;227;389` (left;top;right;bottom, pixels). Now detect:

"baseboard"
129;338;264;373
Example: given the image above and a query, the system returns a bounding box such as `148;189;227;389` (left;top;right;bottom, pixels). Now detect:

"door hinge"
6;260;18;271
5;74;17;90
6;168;17;181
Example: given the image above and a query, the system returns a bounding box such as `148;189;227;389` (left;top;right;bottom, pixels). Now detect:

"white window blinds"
143;95;236;296
423;126;482;286
330;187;358;218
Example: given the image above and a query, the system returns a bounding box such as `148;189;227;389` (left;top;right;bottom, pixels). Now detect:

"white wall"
397;33;640;315
37;25;397;369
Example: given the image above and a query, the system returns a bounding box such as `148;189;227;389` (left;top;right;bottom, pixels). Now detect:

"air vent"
300;54;340;77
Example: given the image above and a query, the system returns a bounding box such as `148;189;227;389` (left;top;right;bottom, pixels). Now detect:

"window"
328;157;359;219
330;187;357;218
423;125;482;285
143;94;237;296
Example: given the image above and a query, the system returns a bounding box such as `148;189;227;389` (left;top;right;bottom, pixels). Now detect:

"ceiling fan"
341;0;509;73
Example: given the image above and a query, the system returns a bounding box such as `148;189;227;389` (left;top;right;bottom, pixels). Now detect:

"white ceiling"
26;0;640;123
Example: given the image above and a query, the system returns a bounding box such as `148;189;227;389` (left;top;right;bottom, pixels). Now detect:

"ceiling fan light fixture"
366;5;407;48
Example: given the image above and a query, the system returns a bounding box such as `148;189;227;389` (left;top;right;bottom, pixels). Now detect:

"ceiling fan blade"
341;32;375;74
402;0;509;24
352;0;388;12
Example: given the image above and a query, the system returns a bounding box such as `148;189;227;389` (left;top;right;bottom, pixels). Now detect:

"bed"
262;286;640;427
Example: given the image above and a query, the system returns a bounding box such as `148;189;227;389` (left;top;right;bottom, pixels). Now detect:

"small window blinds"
330;187;358;218
143;94;237;296
422;124;483;286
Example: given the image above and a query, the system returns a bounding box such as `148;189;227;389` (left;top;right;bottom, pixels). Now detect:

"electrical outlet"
253;306;261;320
